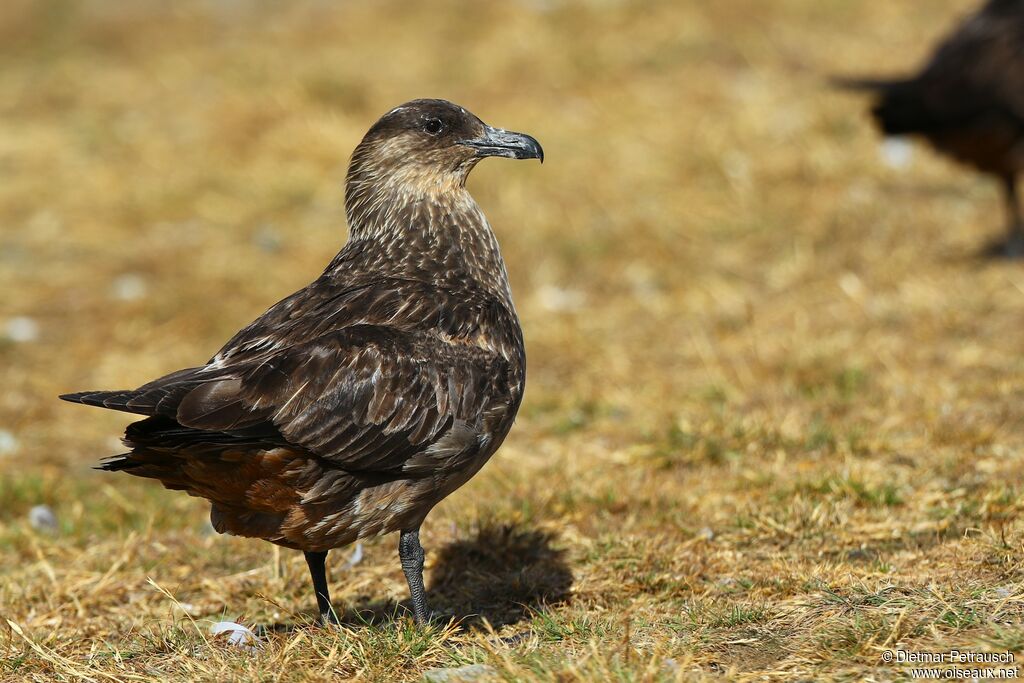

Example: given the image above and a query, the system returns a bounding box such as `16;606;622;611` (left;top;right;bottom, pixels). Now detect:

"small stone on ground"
423;664;497;682
29;505;58;533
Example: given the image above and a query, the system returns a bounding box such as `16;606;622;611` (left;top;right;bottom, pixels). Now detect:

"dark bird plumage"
61;99;543;625
836;0;1024;255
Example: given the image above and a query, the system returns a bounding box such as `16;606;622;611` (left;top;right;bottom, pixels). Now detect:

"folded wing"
62;324;515;475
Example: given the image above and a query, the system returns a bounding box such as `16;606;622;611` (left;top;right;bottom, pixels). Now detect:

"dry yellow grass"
3;0;1024;680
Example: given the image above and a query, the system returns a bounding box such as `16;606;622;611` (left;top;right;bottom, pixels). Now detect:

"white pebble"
423;664;496;683
111;274;148;301
880;138;914;169
4;317;39;343
0;430;18;456
535;285;585;313
252;225;282;253
29;505;58;533
176;602;199;616
838;272;866;301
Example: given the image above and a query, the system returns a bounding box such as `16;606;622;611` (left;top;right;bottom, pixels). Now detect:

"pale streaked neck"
341;172;516;310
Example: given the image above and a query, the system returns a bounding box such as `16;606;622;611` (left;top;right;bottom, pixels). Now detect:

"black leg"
1002;174;1024;257
399;528;430;625
304;550;339;625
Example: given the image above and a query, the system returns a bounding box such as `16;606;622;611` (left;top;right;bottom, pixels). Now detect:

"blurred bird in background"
837;0;1024;257
60;99;543;625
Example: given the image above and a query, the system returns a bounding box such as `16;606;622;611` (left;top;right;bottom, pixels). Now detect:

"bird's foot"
1006;235;1024;259
317;608;342;627
406;605;454;628
982;233;1024;259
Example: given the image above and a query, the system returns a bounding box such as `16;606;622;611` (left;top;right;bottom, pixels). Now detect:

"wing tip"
59;389;144;412
59;391;109;406
95;454;138;471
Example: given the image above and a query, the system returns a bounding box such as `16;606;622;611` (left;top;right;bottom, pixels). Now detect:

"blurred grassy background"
4;0;1024;680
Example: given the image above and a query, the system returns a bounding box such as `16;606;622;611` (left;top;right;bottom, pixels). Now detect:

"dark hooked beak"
460;125;544;163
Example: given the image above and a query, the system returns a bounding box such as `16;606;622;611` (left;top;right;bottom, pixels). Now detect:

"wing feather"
118;328;511;473
63;278;523;475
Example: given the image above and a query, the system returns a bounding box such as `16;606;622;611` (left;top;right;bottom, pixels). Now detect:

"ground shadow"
337;521;573;630
428;522;574;628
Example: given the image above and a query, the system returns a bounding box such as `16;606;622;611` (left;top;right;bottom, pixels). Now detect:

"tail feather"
831;74;934;136
871;85;935;136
